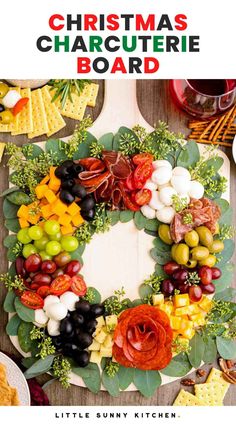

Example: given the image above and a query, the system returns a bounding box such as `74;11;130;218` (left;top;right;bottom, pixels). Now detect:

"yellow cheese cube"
19;218;29;228
58;213;72;226
61;224;74;235
44;189;57;204
100;347;112;358
94;329;107;344
199;296;213;313
103;334;114;349
35;184;48;199
181;328;195;339
67;202;81;216
105;315;118;332
159;302;173;317
96;316;105;328
17;204;29;219
27;213;41;224
52;199;68;215
41;204;53;219
190;313;205;327
88;340;100;351
71;212;84;227
173;294;190;308
152;294;164;306
170;316;182;330
90;351;102;364
175;304;200;316
180;319;194;332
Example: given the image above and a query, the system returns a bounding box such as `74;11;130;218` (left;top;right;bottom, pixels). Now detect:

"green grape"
22;244;38;258
17;228;32;244
61;236;79;252
49;232;62;241
34;236;49;251
39;251;52;261
44;220;60;236
28;225;44;241
45;241;61;256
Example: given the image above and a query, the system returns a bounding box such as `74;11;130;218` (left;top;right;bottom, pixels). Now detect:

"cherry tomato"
163;261;180;276
12;97;29;116
24;254;42;273
134;161;153;187
32;273;52;286
50;275;71;296
64;260;82;277
71;275;87;296
41;260;57;274
200;283;215;294
211;267;222;280
135;189;152;206
133;153;154;165
122;191;140;211
125;173;136;191
31;283;39;290
20;291;44;310
37;286;51;298
198;266;212;285
189;285;203;302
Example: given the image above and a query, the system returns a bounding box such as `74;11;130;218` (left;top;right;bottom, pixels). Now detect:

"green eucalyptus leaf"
117;366;134;390
102;371;120;397
14;297;35;322
219;206;233;226
153;237;171;252
7;191;31;206
188;333;205;368
205;157;224;173
22;144;44;159
18;322;34;353
84;287;101;304
144;219;159;232
73;133;95;159
79;363;101;394
3;198;19;219
112;133;120;151
107;210;120;226
4;218;21;233
133;369;161;398
145;229;157;237
161;353;192;377
45;139;68;162
214;263;234;293
7;247;19;262
214;287;236;302
3;291;17;313
24;355;56;379
177;141;200;168
216;336;236;360
3;235;18;249
139;284;153;299
132;299;143;307
202;338;217;364
215;198;230;216
69;249;83;264
216;239;235;267
119;210;134;223
150;248;171;265
22;357;38;369
0;186;19;198
155;264;168;279
8;262;16;278
98;133;114;150
134;211;147;230
6;314;22;336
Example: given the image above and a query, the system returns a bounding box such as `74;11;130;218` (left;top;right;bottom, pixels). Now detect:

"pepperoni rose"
112;304;173;370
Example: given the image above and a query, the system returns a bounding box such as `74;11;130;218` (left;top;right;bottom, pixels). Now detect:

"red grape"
189;285;203;302
163;261;180;276
54;252;71;267
31;283;39;290
198;266;212;285
211;267;222;280
52;268;64;279
177;282;190;294
32;273;52;286
200;283;215;294
41;260;57;274
15;257;26;277
172;269;188;282
24;254;42;273
64;260;82;277
161;279;175;296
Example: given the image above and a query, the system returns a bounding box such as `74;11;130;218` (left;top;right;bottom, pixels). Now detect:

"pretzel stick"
211;107;235;141
222;106;236;140
199;119;218;139
193;138;232;147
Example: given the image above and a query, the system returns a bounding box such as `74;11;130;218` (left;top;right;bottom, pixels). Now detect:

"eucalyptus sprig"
172;195;189;213
52;356;71;389
219;224;236;241
104;287;128;315
64;116;93;158
104;360;119;377
91;203;111;234
48;79;91;109
30;326;56;359
0;273;26;292
74;222;93;245
144;273;163;294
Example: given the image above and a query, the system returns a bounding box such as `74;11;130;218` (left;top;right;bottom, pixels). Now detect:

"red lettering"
77;57;91;74
136;14;155;31
49;14;64;31
144;58;159;74
111;57;127;74
107;14;119;31
84;15;98;30
175;14;188;31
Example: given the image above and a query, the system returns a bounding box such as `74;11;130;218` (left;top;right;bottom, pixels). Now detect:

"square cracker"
60;92;87;120
173;389;207;406
206;368;230;398
41;86;66;137
28;89;49;139
194;382;225;406
0;87;20;133
12;88;33;135
86;83;99;107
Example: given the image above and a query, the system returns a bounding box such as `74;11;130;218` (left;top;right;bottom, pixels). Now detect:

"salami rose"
112;304;173;370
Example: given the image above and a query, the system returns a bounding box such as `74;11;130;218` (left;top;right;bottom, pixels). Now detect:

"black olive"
72;164;84;175
62;329;75;341
51;335;63;350
71;311;85;327
84;319;97;335
90;304;105;318
73;350;90;367
75;300;91;315
0;105;5;113
79;195;95;212
81;209;95;221
61;179;75;190
74;327;82;338
59;190;75;205
55;165;70;179
60;318;73;335
61;160;74;169
62;343;79;357
76;332;93;349
71;184;87;199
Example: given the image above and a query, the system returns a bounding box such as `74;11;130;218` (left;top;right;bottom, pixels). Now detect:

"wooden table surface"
0;80;235;406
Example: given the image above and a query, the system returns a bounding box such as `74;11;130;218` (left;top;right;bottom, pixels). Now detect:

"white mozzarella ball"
157;183;171;190
46;302;68;320
159;187;177;206
34;309;49;327
43;295;60;311
156;207;175;224
148;191;165;211
172;166;191;180
60;292;79;312
141;205;156;220
188;181;204;199
2;90;21;108
47;319;60;337
151;167;172;185
171;176;190;194
144;179;158;191
152;160;172;170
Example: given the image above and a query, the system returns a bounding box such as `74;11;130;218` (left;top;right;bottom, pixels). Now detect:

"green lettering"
54;36;70;52
153;36;164;52
89;36;103;52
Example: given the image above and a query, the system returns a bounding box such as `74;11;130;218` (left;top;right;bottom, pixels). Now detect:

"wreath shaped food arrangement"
1;121;236;398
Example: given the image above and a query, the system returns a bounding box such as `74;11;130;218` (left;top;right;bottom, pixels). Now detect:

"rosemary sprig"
48;79;91;109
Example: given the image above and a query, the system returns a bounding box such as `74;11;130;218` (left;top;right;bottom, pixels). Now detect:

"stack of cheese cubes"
89;315;118;363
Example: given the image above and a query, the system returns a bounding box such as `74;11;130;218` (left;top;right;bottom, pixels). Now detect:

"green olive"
0;82;9;98
209;239;224;254
191;246;209;261
158;224;173;245
198;254;217;267
185;259;198;268
173;243;189;265
184;230;199;248
0;110;14;125
195;226;213;248
171;244;178;261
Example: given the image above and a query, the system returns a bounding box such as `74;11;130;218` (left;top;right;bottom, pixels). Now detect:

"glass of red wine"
170;79;236;119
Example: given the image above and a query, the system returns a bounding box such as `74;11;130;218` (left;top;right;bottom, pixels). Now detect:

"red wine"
187;79;228;96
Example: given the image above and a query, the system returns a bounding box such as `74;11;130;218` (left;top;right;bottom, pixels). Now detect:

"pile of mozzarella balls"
141;160;205;224
34;292;79;336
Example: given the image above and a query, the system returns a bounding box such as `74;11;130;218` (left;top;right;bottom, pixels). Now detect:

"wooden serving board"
9;80;230;391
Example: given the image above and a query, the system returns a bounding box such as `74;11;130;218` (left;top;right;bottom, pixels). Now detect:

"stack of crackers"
0;83;99;139
173;368;230;406
0;363;20;406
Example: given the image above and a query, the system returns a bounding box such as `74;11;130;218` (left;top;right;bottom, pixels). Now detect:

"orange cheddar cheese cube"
39;175;50;185
181;328;195;340
51;199;68;216
71;213;84;227
44;189;57;204
61;224;74;235
58;213;72;226
35;184;48;199
199;296;212;313
170;316;182;330
27;213;41;224
17;204;29;219
67;202;81;216
19;218;29;228
175;304;200;316
41;204;53;219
